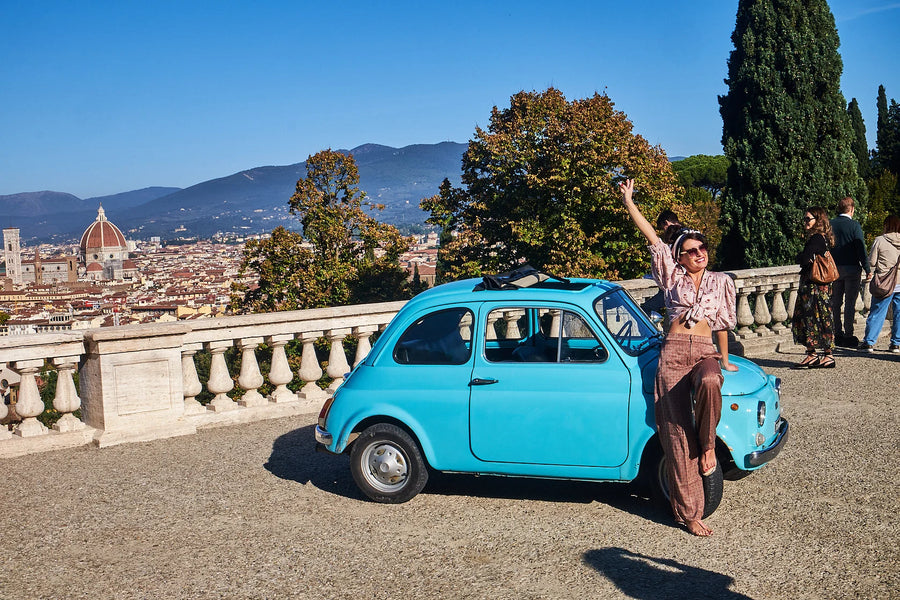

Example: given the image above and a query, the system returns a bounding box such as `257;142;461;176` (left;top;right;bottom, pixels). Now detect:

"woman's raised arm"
619;179;660;246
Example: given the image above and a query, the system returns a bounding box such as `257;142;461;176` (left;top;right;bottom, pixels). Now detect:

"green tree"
864;170;900;244
671;155;730;200
847;98;870;179
232;149;414;313
875;85;889;169
718;0;867;269
876;99;900;177
421;88;680;281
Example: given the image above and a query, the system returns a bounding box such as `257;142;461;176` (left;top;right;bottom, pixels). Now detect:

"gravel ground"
2;344;898;600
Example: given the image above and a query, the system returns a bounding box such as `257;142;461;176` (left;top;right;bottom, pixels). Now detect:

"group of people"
791;197;900;368
619;179;900;537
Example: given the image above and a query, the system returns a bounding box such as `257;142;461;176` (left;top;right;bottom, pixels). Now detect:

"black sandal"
813;354;835;369
792;354;819;369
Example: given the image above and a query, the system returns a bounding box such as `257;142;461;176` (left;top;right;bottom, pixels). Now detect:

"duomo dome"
80;204;130;280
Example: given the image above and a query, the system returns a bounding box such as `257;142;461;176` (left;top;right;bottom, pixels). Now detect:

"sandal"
813;355;835;369
792;354;819;369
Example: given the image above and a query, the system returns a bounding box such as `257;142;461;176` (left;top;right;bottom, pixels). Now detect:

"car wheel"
350;423;429;504
644;441;723;519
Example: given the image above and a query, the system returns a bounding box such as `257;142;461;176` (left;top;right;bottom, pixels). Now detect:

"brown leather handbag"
810;250;839;284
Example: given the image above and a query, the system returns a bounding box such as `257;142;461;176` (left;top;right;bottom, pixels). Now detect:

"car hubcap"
361;442;408;492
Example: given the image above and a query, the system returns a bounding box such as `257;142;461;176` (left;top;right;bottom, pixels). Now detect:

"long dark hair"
804;206;834;246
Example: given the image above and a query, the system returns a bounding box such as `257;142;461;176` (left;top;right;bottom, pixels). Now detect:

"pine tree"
718;0;867;269
847;98;869;179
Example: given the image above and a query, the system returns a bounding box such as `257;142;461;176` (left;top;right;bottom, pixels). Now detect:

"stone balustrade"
0;267;886;459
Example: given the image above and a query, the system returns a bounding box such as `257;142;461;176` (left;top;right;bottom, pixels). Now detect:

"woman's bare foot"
684;519;713;536
700;448;717;476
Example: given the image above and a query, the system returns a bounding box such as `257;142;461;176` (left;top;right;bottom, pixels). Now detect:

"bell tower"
2;228;22;286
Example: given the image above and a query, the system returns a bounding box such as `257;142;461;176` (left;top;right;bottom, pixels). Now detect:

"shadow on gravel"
582;547;754;600
265;425;676;527
264;425;363;500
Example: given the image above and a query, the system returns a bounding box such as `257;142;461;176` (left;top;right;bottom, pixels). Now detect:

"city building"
80;204;132;281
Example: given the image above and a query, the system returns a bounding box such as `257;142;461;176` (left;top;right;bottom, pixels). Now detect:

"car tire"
350;423;429;504
643;441;723;519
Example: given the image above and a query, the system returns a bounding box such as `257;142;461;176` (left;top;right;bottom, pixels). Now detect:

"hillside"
0;143;466;242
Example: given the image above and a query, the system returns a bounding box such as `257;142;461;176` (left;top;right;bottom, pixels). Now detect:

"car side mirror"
649;312;664;331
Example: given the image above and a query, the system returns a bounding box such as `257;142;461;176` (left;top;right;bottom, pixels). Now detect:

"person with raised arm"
619;178;738;537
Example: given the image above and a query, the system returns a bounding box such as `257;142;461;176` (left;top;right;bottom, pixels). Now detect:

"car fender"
334;402;438;464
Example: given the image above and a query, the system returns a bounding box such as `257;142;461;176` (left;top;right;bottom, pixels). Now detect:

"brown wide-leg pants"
654;333;723;522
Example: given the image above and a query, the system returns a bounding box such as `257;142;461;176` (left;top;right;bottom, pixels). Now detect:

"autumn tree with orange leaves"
421;88;683;283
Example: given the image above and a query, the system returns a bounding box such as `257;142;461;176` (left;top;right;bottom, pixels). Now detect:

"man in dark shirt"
830;197;870;346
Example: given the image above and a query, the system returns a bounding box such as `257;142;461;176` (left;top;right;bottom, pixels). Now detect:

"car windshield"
593;288;661;355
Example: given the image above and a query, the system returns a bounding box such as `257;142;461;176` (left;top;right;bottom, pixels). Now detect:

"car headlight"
757;400;766;427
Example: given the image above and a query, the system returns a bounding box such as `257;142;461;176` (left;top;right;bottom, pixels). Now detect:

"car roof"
403;277;622;311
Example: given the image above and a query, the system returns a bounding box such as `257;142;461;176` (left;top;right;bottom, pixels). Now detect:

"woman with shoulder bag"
791;207;837;368
859;215;900;353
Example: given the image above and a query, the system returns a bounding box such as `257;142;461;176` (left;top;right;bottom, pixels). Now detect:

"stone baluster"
51;356;85;432
769;287;789;334
352;326;378;367
266;335;296;403
485;312;500;340
753;289;773;336
10;359;48;437
786;287;798;320
860;280;872;312
325;329;352;395
296;331;326;402
735;289;755;339
458;312;472;341
237;337;266;407
503;310;521;339
181;343;205;415
550;309;562;337
206;341;237;412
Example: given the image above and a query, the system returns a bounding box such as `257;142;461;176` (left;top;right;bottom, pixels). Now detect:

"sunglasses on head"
679;244;708;258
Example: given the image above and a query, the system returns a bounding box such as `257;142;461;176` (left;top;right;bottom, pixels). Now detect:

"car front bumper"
747;417;789;467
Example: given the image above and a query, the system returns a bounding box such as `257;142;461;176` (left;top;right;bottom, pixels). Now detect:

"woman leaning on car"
620;179;737;537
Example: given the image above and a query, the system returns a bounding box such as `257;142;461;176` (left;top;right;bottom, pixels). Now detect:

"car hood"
640;354;770;397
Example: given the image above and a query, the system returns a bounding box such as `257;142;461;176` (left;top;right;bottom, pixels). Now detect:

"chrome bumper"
747;418;789;467
315;425;333;446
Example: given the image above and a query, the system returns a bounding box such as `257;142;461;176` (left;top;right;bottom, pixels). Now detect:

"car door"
469;302;632;467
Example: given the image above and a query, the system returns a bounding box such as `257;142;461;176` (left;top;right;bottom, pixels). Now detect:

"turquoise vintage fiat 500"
315;273;788;516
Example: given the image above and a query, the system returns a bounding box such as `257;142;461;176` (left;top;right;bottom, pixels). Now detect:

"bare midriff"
668;316;713;338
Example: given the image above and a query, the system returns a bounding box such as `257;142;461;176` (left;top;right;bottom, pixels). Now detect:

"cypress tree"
718;0;867;269
847;98;869;179
875;85;889;168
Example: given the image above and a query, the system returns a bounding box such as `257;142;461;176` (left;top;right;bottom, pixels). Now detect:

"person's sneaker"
890;344;900;354
857;342;874;353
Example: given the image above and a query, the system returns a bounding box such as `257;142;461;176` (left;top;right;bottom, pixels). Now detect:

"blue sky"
1;0;898;199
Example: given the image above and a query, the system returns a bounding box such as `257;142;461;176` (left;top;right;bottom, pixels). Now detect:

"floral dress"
791;233;835;351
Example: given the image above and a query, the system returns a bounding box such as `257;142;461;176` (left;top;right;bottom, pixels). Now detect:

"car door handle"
470;378;499;386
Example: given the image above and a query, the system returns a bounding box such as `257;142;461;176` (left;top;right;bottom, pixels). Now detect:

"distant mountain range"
0;142;467;243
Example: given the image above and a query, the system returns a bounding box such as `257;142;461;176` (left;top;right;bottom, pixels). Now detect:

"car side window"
393;307;474;365
484;307;607;363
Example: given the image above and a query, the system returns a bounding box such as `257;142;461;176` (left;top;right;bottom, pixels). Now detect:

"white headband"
671;229;703;259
